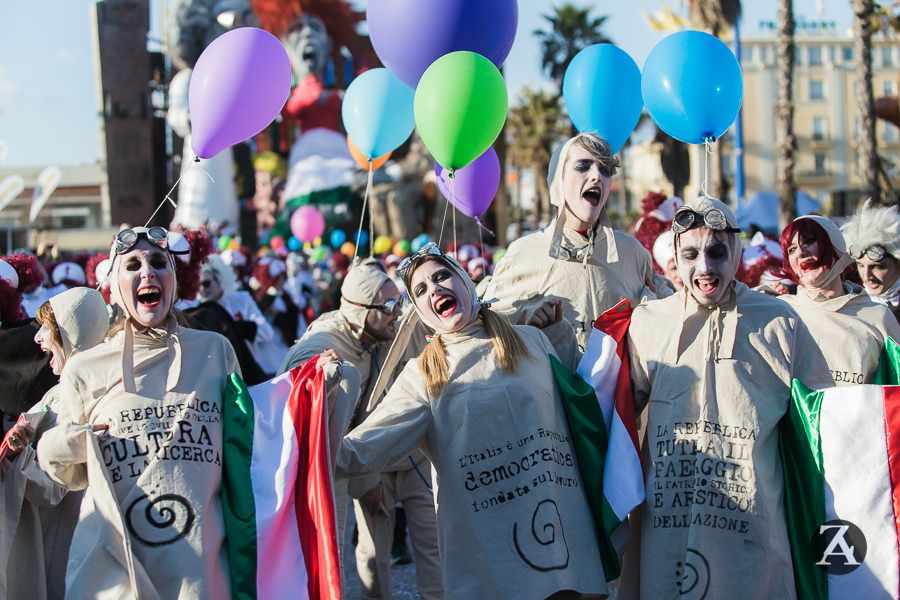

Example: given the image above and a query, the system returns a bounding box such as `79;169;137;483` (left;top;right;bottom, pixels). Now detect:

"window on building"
808;46;823;66
813;116;827;141
884;122;899;144
854;117;861;142
884;79;899;96
809;80;825;101
814;152;827;175
884;152;900;179
795;46;803;65
829;46;836;64
721;152;734;178
760;45;769;64
883;47;894;67
843;46;854;62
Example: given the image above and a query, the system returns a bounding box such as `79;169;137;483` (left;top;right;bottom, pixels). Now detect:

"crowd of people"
2;132;900;598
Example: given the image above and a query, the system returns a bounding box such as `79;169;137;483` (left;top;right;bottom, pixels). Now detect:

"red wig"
0;254;43;326
86;253;109;289
252;0;360;50
779;219;842;284
175;229;215;301
633;191;671;274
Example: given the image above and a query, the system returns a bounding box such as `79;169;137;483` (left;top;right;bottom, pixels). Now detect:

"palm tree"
507;87;566;231
854;0;880;204
776;0;797;227
533;4;612;96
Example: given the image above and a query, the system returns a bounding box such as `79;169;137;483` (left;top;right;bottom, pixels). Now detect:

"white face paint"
116;240;175;329
561;144;613;230
409;259;473;333
676;228;736;308
34;323;65;375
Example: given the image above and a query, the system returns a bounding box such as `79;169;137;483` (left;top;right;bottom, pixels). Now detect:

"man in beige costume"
485;133;671;364
624;196;831;598
279;264;443;600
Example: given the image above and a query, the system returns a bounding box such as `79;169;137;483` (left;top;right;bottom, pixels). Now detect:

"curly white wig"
200;253;239;296
840;200;900;260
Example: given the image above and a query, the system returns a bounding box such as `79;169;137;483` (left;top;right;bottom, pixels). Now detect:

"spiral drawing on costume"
513;500;569;571
125;493;196;547
676;548;710;599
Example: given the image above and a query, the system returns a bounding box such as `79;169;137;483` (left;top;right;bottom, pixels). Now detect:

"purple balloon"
435;147;500;218
189;28;292;159
367;0;518;89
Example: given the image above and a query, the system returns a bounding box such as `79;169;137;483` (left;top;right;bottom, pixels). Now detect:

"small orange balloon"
340;241;356;257
347;136;392;170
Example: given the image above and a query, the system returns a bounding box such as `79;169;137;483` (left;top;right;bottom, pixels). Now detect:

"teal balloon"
287;236;302;252
411;233;431;253
342;68;416;159
414;51;508;170
330;229;347;248
641;31;743;145
563;44;642;153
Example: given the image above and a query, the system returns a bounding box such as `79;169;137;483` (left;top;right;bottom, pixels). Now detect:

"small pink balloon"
189;28;292;159
291;205;325;243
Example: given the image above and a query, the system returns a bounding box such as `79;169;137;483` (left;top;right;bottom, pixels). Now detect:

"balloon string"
702;138;712;199
354;162;374;261
452;176;457;253
144;155;212;227
437;194;450;249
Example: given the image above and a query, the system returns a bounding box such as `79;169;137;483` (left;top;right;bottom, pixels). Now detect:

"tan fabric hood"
340;264;392;331
48;287;109;358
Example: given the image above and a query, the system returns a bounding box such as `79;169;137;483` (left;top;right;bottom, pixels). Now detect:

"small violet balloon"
641;31;743;145
330;229;347;249
563;44;642;153
290;205;325;243
367;0;518;89
414;51;508;171
435;147;501;218
342;68;416;160
189;28;292;159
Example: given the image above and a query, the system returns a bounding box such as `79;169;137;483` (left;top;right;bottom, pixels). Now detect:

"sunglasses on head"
850;244;887;262
672;207;741;235
396;242;443;282
114;227;169;255
342;296;404;316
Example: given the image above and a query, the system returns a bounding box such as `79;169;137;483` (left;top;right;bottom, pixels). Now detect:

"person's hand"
93;423;109;434
316;349;341;370
360;483;383;514
3;422;35;458
526;299;563;329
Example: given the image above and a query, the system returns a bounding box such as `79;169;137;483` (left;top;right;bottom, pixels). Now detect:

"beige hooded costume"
484;134;671;358
338;252;608;600
780;215;900;385
282;264;443;600
1;287;108;600
624;197;832;599
37;241;240;600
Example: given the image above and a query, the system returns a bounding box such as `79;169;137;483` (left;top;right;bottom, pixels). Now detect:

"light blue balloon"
287;236;302;252
562;44;642;153
355;230;369;248
411;233;431;253
342;68;416;159
641;31;743;145
330;229;347;248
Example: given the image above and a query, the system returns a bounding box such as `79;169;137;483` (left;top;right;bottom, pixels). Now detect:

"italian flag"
551;299;644;581
221;357;341;600
783;339;900;599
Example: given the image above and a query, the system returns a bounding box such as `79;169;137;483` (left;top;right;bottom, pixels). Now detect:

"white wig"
201;253;239;296
840;200;900;261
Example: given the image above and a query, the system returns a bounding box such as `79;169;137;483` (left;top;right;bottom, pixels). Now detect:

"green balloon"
217;235;232;251
414;51;508;171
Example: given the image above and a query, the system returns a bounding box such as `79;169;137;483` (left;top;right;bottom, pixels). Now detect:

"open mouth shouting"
136;285;162;307
582;186;603;207
694;275;720;296
433;293;458;318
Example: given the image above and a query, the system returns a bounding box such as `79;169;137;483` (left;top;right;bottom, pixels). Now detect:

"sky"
0;0;853;169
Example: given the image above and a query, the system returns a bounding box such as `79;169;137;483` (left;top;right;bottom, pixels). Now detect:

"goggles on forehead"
342;296;404;316
113;227;169;256
849;244;887;262
396;242;443;283
672;207;741;235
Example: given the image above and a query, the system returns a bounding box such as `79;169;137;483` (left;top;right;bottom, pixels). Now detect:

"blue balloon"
342;68;416;159
563;44;642;153
354;230;369;248
287;236;302;252
641;31;743;145
330;229;347;248
411;233;431;253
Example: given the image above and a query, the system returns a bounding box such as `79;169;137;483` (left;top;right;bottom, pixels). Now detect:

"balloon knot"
448;170;455;179
194;156;201;163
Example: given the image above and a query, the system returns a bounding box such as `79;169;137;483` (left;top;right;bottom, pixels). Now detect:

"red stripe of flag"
882;384;900;599
592;299;640;452
288;358;342;600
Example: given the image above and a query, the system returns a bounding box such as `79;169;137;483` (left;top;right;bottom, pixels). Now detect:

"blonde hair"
418;307;532;397
35;301;62;346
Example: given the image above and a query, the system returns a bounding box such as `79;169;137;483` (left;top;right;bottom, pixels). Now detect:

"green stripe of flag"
780;379;827;600
550;354;620;581
222;373;258;600
874;336;900;386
